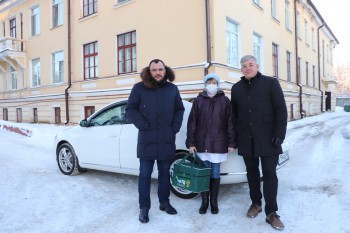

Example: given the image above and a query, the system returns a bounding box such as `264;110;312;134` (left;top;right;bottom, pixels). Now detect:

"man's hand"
189;146;197;154
272;137;284;147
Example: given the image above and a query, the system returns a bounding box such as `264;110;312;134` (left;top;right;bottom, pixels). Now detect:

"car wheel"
170;151;199;199
57;143;82;175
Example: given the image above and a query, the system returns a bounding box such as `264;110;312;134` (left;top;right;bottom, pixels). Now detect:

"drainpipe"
317;22;324;112
294;0;303;118
204;0;212;75
65;0;72;124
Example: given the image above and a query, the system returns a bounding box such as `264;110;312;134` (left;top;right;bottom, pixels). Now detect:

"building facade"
0;0;338;124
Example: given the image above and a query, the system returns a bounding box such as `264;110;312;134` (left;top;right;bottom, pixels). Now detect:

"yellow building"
0;0;338;124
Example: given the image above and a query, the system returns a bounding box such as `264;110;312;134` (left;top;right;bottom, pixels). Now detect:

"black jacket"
126;81;184;160
231;72;287;157
186;90;236;153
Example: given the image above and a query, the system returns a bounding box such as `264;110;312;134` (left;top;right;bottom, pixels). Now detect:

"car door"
118;110;139;172
76;104;126;169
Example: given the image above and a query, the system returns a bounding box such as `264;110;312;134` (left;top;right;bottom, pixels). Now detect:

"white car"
54;100;289;199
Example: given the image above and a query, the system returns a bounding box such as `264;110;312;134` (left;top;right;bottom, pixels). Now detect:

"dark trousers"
243;155;279;215
138;159;172;209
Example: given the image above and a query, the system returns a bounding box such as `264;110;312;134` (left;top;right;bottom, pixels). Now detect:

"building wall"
0;0;338;124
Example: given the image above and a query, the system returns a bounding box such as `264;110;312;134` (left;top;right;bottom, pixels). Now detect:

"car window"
90;104;130;126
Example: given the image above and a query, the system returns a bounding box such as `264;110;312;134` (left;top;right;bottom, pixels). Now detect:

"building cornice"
0;0;26;13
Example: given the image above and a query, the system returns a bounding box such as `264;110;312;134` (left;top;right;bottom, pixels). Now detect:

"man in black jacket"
126;59;184;223
231;55;287;230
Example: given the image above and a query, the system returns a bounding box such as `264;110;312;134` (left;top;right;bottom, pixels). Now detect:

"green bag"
171;153;211;193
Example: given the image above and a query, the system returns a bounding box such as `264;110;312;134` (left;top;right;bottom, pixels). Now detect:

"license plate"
278;151;289;166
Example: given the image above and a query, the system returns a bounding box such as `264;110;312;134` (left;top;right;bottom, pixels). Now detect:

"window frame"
3;108;8;121
253;33;263;69
16;108;22;122
271;0;278;20
285;0;291;30
31;58;41;87
11;66;17;90
272;43;279;78
83;41;98;80
305;61;309;86
286;51;291;82
226;19;240;68
117;31;137;75
10;17;16;38
31;5;40;36
52;51;64;83
83;0;98;17
54;107;61;124
52;0;63;28
85;106;95;119
33;108;38;123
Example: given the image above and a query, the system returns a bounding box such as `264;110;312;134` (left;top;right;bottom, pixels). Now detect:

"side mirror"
79;119;88;127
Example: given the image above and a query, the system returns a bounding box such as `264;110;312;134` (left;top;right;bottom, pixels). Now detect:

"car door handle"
109;134;118;137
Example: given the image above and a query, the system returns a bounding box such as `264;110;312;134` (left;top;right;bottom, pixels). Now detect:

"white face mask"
205;84;218;94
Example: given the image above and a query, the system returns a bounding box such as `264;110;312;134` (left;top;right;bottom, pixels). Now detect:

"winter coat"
230;72;287;157
186;90;236;153
126;80;184;160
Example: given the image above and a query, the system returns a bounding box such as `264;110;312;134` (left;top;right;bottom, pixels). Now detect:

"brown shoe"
266;212;285;230
246;204;262;218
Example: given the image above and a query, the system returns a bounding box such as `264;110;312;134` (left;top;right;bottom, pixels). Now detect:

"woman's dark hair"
141;59;175;88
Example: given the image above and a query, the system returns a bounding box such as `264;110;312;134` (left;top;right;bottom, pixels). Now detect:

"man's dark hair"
140;59;175;88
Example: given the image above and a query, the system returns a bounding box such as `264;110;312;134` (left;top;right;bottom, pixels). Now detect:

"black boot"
139;208;149;223
210;178;220;214
199;191;209;214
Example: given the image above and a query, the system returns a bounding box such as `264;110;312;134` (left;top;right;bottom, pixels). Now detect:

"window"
118;31;137;74
296;11;300;38
54;107;61;124
271;0;277;19
253;33;262;66
83;0;97;17
326;44;329;63
311;27;316;50
16;108;22;122
33;108;38;123
85;106;95;118
285;0;291;30
90;104;130;127
52;0;63;27
272;43;279;77
10;18;16;38
32;58;41;87
305;61;309;86
83;42;98;79
11;66;17;90
312;65;316;87
3;108;8;121
297;57;301;84
3;22;5;37
118;0;130;3
286;51;291;81
53;51;64;83
304;20;309;45
31;6;40;36
322;40;325;76
226;19;239;67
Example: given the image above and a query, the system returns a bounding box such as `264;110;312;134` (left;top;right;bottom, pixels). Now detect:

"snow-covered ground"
1;107;350;233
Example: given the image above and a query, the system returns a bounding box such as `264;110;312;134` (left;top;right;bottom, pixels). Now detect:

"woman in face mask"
186;73;237;215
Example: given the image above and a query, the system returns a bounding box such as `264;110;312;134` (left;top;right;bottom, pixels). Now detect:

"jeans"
243;155;279;215
202;160;221;179
138;159;172;209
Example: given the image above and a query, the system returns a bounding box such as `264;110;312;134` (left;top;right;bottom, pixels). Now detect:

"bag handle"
179;152;205;167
